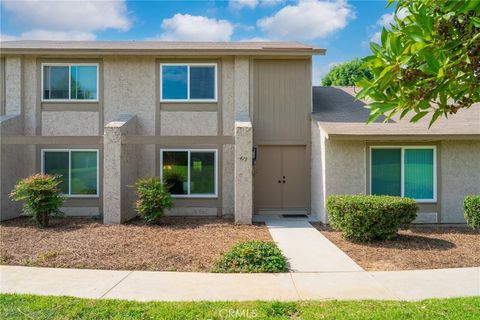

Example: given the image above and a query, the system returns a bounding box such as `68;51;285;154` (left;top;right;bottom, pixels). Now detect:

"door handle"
278;180;281;183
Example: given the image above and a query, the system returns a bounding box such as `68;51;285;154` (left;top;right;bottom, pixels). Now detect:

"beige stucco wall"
103;56;157;179
234;57;250;117
222;144;235;216
103;56;156;135
42;111;99;136
440;140;480;223
5;57;22;115
160;111;217;136
222;58;235;136
310;121;324;221
0;114;25;221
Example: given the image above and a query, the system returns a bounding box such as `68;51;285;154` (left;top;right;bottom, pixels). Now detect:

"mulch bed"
0;216;272;272
312;223;480;271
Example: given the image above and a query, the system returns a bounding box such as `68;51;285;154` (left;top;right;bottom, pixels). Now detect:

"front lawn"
0;217;271;272
0;294;479;319
312;224;480;270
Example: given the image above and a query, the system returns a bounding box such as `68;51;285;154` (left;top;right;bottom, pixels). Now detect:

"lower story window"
370;146;436;202
42;149;99;196
161;149;217;197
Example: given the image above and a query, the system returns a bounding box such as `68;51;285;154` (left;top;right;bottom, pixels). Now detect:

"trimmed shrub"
9;174;65;228
327;195;418;242
464;195;480;229
214;241;288;273
134;177;173;224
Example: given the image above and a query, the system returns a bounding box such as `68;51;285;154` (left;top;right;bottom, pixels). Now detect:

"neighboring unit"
1;41;479;224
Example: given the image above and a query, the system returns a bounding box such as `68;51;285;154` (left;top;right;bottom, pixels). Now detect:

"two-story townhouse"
0;41;324;224
1;41;479;225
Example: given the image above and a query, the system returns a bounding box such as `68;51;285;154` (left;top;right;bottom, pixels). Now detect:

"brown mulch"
0;216;272;272
312;223;480;271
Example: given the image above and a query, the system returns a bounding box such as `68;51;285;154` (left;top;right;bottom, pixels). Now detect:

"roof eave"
0;47;326;56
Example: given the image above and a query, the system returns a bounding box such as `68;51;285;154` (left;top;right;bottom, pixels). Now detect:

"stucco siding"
310;120;324;221
160;111;217;136
0;115;24;221
23;56;37;135
42;111;99;136
440;141;480;223
222;58;235;136
103;56;156;136
5;57;22;115
324;139;366;196
222;144;235;216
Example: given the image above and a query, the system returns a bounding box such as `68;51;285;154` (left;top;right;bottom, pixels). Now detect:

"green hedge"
464;195;480;229
327;195;418;242
214;241;288;273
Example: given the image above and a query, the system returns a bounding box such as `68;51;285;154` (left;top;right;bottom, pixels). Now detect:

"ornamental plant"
357;0;480;127
214;241;288;273
134;177;173;224
327;195;418;242
464;195;480;229
10;174;65;228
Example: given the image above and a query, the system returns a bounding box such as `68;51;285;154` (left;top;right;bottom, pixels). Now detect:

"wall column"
233;56;253;224
5;57;22;115
234;116;253;224
103;113;137;224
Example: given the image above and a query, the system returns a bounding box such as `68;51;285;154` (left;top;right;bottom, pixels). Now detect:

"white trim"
41;149;99;198
160;63;218;102
369;146;437;202
41;63;99;102
160;149;218;198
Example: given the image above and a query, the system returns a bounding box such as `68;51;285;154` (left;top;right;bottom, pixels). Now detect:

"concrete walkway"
1;265;478;301
263;217;363;272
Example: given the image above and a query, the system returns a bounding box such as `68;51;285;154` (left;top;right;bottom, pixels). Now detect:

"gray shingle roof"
312;86;480;139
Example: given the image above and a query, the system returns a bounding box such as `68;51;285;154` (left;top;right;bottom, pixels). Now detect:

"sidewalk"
264;217;363;272
1;265;478;301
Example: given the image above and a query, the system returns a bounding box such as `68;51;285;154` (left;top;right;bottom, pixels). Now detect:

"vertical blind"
371;147;435;200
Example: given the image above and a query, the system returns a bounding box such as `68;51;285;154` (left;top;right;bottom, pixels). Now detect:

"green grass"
1;294;479;320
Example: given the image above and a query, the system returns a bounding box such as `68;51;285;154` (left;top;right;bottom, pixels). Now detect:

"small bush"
134;177;173;223
464;195;480;229
214;241;288;273
327;195;418;242
9;174;65;228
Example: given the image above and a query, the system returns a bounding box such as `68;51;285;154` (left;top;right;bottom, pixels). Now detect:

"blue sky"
1;0;396;84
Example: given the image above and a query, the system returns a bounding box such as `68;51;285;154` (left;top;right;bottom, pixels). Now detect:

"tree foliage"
322;58;373;86
10;174;65;228
357;0;480;126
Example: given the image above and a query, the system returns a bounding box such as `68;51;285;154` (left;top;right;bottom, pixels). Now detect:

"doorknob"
278;180;281;183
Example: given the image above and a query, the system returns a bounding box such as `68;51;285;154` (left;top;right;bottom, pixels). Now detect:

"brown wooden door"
254;146;307;213
281;146;307;209
254;146;282;209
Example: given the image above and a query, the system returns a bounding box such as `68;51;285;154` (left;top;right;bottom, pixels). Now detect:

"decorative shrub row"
214;240;288;273
327;195;418;242
464;195;480;229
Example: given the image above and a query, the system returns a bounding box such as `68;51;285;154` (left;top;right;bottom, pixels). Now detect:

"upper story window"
370;146;436;202
160;63;217;102
42;63;98;101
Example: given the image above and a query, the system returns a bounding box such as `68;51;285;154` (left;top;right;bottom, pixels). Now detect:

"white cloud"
368;8;409;43
3;0;131;32
155;14;234;41
238;37;270;42
230;0;283;10
1;30;96;41
1;0;130;41
257;0;354;41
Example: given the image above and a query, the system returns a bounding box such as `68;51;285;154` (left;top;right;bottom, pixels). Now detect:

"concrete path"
264;217;363;272
1;265;478;301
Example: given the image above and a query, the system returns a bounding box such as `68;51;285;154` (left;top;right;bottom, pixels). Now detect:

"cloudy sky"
0;0;397;84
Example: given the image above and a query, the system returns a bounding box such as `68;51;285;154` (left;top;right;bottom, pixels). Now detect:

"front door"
254;146;307;214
